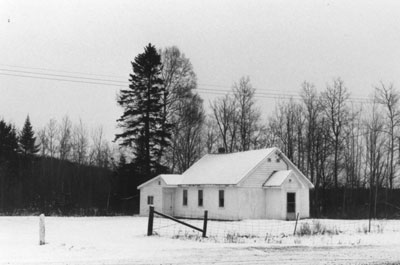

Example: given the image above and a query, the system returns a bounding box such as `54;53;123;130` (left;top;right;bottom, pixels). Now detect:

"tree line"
117;44;400;218
0;116;115;214
2;43;400;217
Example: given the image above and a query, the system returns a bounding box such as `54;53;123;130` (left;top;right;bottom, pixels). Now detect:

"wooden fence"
147;206;208;238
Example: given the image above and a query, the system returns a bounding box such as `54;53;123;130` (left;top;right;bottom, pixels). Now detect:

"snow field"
1;216;400;264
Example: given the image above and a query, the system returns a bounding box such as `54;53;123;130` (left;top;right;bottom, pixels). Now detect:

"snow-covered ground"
1;216;400;264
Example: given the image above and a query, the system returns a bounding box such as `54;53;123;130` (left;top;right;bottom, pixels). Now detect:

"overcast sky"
1;0;400;141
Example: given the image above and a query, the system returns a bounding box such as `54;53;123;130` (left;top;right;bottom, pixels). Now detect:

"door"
162;188;174;216
286;192;296;220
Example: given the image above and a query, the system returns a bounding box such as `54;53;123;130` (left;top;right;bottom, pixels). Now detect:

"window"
183;189;188;206
267;158;271;162
198;190;203;207
276;158;280;163
219;190;224;207
147;196;154;205
287;193;295;213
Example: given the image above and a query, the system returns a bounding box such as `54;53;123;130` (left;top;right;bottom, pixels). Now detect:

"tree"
39;118;58;158
19;115;40;156
0;119;18;158
321;78;350;188
160;46;203;172
115;43;169;178
0;119;19;210
211;94;238;153
58;115;73;160
71;119;89;165
233;77;261;151
171;94;205;172
375;82;400;189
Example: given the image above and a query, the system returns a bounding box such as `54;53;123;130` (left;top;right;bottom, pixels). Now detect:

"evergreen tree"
115;43;171;179
19;115;40;155
0;119;19;158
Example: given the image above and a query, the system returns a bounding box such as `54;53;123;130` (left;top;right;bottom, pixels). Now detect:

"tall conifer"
116;44;171;179
19;115;40;155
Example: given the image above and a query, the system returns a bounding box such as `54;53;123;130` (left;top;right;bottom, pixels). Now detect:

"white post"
39;214;45;245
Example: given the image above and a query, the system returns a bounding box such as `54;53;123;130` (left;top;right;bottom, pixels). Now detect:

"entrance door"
162;188;174;216
286;192;296;220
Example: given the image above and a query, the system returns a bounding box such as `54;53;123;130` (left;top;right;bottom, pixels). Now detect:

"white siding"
139;179;165;216
240;154;288;187
265;188;282;219
298;188;310;218
174;187;267;220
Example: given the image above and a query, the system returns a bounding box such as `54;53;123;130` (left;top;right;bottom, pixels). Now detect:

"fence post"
39;214;45;245
293;212;300;236
202;210;208;238
147;206;154;236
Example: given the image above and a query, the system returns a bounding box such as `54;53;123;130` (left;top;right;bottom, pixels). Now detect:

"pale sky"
1;0;400;141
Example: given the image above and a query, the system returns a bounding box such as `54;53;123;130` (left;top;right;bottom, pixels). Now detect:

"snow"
160;174;183;186
181;148;275;185
1;216;400;264
137;174;183;189
263;170;292;187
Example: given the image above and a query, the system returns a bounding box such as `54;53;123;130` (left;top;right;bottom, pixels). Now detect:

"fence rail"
149;210;400;242
147;206;208;237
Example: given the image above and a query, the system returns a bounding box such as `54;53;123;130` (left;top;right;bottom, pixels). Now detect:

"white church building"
138;148;314;220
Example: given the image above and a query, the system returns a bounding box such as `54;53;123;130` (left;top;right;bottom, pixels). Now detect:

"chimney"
218;147;226;154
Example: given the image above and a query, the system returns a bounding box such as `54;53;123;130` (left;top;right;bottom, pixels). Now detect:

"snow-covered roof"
137;147;314;189
180;148;275;185
160;174;183;186
137;174;182;189
263;170;293;187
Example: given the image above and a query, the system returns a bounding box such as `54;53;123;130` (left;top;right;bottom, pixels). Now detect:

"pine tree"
115;43;171;179
0;119;19;158
19;115;40;155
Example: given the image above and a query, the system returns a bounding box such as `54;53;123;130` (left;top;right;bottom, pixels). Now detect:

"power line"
0;63;127;79
0;64;301;93
0;72;126;88
0;67;372;103
0;68;128;84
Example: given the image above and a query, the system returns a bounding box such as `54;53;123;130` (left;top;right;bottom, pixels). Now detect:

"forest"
1;44;400;218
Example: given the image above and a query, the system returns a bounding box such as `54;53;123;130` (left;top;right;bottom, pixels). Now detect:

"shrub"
297;222;311;236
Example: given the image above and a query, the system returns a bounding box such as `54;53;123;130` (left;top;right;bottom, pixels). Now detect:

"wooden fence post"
39;214;45;245
202;210;208;238
147;206;154;236
293;212;300;236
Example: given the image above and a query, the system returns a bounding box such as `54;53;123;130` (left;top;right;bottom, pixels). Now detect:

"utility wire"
0;64;299;93
0;67;372;103
0;68;127;84
0;63;127;79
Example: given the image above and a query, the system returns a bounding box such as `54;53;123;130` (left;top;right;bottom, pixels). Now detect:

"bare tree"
171;94;205;172
203;116;220;154
321;78;350;188
58;115;72;160
300;82;322;184
72;119;89;165
160;46;202;171
364;100;387;218
375;82;400;189
41;118;58;158
211;94;238;152
233;77;261;151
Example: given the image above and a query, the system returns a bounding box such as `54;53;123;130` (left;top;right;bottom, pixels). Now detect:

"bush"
297;221;340;236
297;222;311;236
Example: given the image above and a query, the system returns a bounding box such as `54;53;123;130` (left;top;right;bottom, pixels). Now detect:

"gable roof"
262;170;310;188
263;170;293;187
137;174;183;189
137;148;314;189
180;148;275;185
